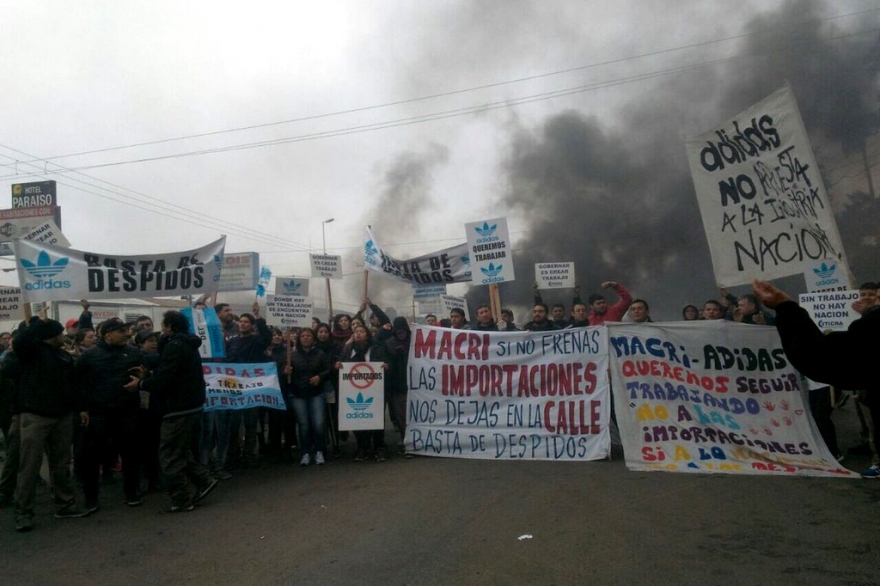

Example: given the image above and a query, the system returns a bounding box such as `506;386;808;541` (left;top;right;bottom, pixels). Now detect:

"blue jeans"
199;410;232;473
291;395;326;456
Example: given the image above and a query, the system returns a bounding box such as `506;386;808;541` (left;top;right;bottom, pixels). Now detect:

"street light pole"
322;218;334;322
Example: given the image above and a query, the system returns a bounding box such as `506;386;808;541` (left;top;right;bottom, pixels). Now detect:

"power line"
15;6;878;167
0;148;312;251
3;24;876;178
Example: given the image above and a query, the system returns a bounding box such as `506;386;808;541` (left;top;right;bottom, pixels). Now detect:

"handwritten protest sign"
266;294;313;328
364;227;471;284
310;253;342;280
13;237;226;303
535;262;575;289
0;287;22;321
685;84;850;287
440;294;469;321
202;362;284;411
608;322;854;477
406;325;610;460
338;362;385;431
465;217;515;285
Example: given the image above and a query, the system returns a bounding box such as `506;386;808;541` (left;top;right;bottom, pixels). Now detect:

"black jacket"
773;301;878;392
289;346;330;399
226;318;272;363
141;333;206;417
76;340;144;413
14;331;77;418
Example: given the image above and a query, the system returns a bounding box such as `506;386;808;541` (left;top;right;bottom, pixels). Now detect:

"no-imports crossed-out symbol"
349;362;378;390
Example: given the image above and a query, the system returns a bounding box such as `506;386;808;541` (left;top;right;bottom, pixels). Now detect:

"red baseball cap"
65;318;79;329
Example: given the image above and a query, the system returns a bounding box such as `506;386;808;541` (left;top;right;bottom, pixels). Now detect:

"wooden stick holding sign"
286;327;293;385
489;283;502;324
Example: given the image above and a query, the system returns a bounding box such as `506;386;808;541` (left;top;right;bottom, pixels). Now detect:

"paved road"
1;404;876;586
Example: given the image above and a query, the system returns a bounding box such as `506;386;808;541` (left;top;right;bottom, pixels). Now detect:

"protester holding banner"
76;318;146;510
498;309;519;331
336;325;389;462
734;294;775;325
524;303;559;332
265;328;296;461
226;303;272;468
331;314;353;351
13;318;90;531
681;305;700;321
470;305;498;331
586;281;632;325
354;297;392;343
315;323;342;456
627;299;652;323
449;308;468;330
286;328;331;466
126;311;218;512
135;330;162;494
701;300;725;320
532;283;581;329
385;317;412;450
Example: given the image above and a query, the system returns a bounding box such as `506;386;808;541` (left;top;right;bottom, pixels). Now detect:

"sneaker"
213;469;233;481
193;478;219;504
55;504;93;519
860;465;880;479
15;516;34;532
374;448;386;462
353;451;367;462
125;497;144;507
300;453;311;466
161;503;195;513
314;452;325;466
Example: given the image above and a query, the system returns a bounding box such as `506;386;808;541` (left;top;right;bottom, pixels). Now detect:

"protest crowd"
0;274;878;534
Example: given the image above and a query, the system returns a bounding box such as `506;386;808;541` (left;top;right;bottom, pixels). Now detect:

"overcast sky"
2;0;878;319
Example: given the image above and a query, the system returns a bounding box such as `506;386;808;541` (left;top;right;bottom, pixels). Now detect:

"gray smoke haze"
349;143;450;316
485;0;880;321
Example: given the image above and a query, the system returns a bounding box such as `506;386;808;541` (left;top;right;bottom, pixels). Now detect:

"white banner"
338;362;385;430
266;294;313;328
0;287;23;321
465;217;515;285
310;253;342;280
535;262;575;289
608;321;854;477
13;236;226;303
406;325;610;460
685;84;850;287
275;276;310;297
202;362;285;411
364;227;472;284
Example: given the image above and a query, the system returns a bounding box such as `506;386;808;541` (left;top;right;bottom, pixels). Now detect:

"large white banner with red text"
405;325;610;460
608;321;854;477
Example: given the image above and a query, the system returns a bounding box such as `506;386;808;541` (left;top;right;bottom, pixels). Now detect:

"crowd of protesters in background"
0;277;878;532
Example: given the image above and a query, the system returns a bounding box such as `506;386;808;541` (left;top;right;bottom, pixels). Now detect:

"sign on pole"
11;181;56;208
310;253;342;280
465;217;515;285
535;262;575;289
440;294;469;321
218;252;260;292
0;287;23;321
685;84;850;287
364;227;472;284
266;294;313;328
802;259;849;293
275;276;310;297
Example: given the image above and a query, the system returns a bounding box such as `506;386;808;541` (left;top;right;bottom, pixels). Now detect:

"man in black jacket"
13;318;90;531
126;311;216;512
76;317;145;509
226;303;271;467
